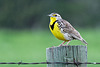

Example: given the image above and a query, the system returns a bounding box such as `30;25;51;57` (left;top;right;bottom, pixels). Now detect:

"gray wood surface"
46;45;87;67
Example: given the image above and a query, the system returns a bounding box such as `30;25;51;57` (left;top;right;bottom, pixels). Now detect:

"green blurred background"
0;0;100;67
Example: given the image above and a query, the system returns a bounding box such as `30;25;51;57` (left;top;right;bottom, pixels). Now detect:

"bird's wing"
60;19;82;40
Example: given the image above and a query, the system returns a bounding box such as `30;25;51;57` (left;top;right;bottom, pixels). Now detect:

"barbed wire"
0;61;100;65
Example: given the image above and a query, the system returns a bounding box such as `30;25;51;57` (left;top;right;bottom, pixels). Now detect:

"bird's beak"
47;14;52;17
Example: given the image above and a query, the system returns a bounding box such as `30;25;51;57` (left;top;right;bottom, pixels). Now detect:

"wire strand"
0;62;100;65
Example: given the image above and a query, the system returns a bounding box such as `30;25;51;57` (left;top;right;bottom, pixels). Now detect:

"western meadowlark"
48;13;88;46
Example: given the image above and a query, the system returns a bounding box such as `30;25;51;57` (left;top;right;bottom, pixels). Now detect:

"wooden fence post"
46;45;87;67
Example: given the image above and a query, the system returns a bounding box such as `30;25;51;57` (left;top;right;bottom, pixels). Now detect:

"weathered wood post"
46;45;87;67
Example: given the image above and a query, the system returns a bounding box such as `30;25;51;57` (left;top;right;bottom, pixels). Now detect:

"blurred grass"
0;29;100;67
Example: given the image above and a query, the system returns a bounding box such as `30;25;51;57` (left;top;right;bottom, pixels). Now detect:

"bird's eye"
55;15;57;17
53;14;57;17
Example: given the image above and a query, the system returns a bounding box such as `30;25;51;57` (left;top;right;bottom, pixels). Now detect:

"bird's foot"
58;41;66;47
63;44;70;47
52;46;55;47
64;40;71;46
58;44;63;47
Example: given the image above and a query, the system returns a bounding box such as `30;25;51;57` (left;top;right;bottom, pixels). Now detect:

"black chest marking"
50;20;58;30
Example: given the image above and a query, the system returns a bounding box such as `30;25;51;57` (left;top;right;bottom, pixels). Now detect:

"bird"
48;13;88;46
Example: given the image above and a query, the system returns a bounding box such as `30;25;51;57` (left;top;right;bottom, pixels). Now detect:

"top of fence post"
46;45;87;67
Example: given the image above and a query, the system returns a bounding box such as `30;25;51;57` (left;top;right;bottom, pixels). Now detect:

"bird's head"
48;13;62;20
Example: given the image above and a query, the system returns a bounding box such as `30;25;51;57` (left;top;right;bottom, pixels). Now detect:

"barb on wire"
0;61;100;65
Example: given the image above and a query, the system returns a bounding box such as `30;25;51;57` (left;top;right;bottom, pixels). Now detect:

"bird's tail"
81;39;88;45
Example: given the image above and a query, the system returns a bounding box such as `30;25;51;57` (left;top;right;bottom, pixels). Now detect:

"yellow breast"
49;17;67;41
